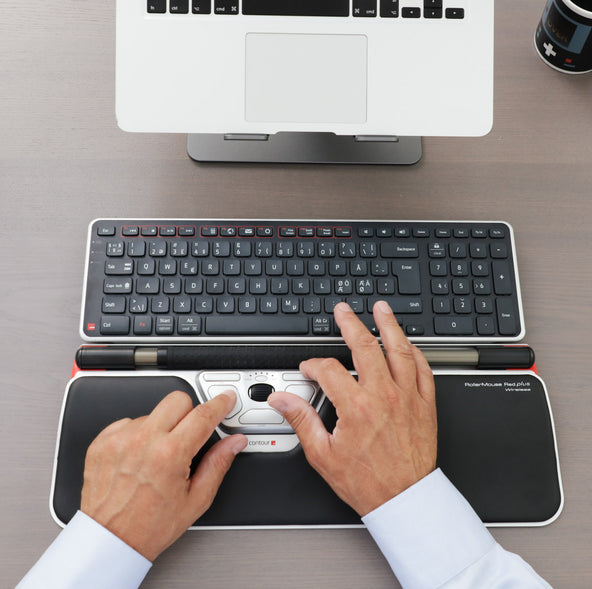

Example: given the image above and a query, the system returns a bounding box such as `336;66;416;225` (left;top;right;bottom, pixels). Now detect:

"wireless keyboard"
81;219;524;343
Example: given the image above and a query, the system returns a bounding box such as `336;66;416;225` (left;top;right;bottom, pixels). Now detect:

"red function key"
279;227;297;237
334;227;352;238
201;226;218;237
256;226;274;237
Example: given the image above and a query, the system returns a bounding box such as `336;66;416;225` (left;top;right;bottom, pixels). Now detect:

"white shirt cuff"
362;468;495;589
17;510;152;589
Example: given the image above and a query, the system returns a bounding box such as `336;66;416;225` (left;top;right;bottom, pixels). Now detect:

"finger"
267;391;331;470
172;390;237;457
187;434;247;516
334;302;391;387
145;390;194;432
96;417;133;438
411;345;436;406
373;300;418;393
299;356;356;408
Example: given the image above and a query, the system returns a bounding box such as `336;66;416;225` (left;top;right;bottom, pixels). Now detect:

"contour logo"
248;440;277;446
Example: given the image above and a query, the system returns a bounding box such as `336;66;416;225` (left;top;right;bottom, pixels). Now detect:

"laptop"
116;0;494;137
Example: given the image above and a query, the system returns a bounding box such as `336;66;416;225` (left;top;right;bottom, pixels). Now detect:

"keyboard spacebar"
206;316;309;335
242;0;349;17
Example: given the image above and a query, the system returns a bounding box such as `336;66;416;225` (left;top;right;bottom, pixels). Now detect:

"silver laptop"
116;1;493;137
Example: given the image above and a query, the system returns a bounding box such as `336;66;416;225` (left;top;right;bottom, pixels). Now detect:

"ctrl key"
100;316;130;335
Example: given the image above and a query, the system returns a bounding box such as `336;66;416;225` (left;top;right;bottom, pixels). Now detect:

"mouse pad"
52;372;562;527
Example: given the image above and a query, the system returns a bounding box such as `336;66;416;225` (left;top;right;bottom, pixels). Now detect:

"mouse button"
285;384;317;402
239;409;285;425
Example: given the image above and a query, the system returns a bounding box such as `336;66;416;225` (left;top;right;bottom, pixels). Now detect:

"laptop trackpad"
245;33;367;124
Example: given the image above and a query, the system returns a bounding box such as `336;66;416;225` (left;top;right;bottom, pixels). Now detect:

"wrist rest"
51;371;563;528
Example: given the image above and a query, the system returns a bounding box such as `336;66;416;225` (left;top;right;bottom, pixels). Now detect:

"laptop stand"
187;132;422;165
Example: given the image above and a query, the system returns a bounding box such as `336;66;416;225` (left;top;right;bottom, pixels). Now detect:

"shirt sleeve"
361;468;551;589
16;510;152;589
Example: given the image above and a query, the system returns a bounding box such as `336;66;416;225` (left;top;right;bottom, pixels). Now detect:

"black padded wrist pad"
52;372;562;527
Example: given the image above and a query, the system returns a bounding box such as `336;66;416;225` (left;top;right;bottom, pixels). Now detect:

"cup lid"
564;0;592;18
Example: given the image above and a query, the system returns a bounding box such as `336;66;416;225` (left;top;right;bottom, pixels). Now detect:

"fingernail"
335;302;353;313
375;300;392;314
267;396;288;414
232;436;248;455
220;389;236;401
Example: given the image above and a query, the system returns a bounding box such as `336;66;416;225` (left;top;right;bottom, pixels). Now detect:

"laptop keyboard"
82;219;523;343
147;0;465;19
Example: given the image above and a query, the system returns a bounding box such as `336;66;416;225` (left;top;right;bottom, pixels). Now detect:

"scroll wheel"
249;383;275;402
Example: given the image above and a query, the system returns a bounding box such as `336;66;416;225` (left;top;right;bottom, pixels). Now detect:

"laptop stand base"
187;133;422;165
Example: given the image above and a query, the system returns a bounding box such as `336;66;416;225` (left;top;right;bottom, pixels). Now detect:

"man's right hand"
268;301;438;516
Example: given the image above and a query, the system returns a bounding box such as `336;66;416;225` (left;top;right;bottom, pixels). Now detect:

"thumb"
187;434;247;515
267;392;330;468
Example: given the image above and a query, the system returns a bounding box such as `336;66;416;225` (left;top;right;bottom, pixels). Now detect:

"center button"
249;383;275;402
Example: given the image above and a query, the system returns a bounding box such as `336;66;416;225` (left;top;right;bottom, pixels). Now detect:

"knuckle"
384;339;415;360
169;390;194;411
318;357;344;374
208;448;234;475
356;329;381;351
153;439;178;466
194;400;218;424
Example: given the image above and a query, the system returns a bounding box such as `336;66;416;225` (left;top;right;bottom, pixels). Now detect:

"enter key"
392;261;421;294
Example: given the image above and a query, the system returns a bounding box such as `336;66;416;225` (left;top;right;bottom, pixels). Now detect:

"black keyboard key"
105;260;133;275
100;316;130;335
134;316;152;335
170;0;189;13
192;0;212;13
367;297;423;314
445;7;464;19
102;296;126;314
402;7;420;17
215;0;239;14
147;0;166;13
242;0;349;16
380;0;399;17
205;316;309;335
97;224;116;236
496;299;519;335
434;316;473;335
178;317;202;334
353;0;377;17
312;317;332;334
392;261;421;294
424;8;442;18
156;317;174;335
103;279;132;294
492;261;513;295
477;316;495;335
380;242;419;258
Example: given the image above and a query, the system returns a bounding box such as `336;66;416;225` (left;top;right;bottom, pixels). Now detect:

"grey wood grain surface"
1;1;591;587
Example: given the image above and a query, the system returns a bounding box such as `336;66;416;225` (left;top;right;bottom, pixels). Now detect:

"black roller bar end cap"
477;346;535;369
75;347;136;370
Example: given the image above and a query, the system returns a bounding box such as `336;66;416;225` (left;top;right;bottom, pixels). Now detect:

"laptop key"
147;0;166;13
192;0;212;13
170;0;189;13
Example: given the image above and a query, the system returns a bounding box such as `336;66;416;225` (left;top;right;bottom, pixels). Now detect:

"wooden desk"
1;1;591;586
